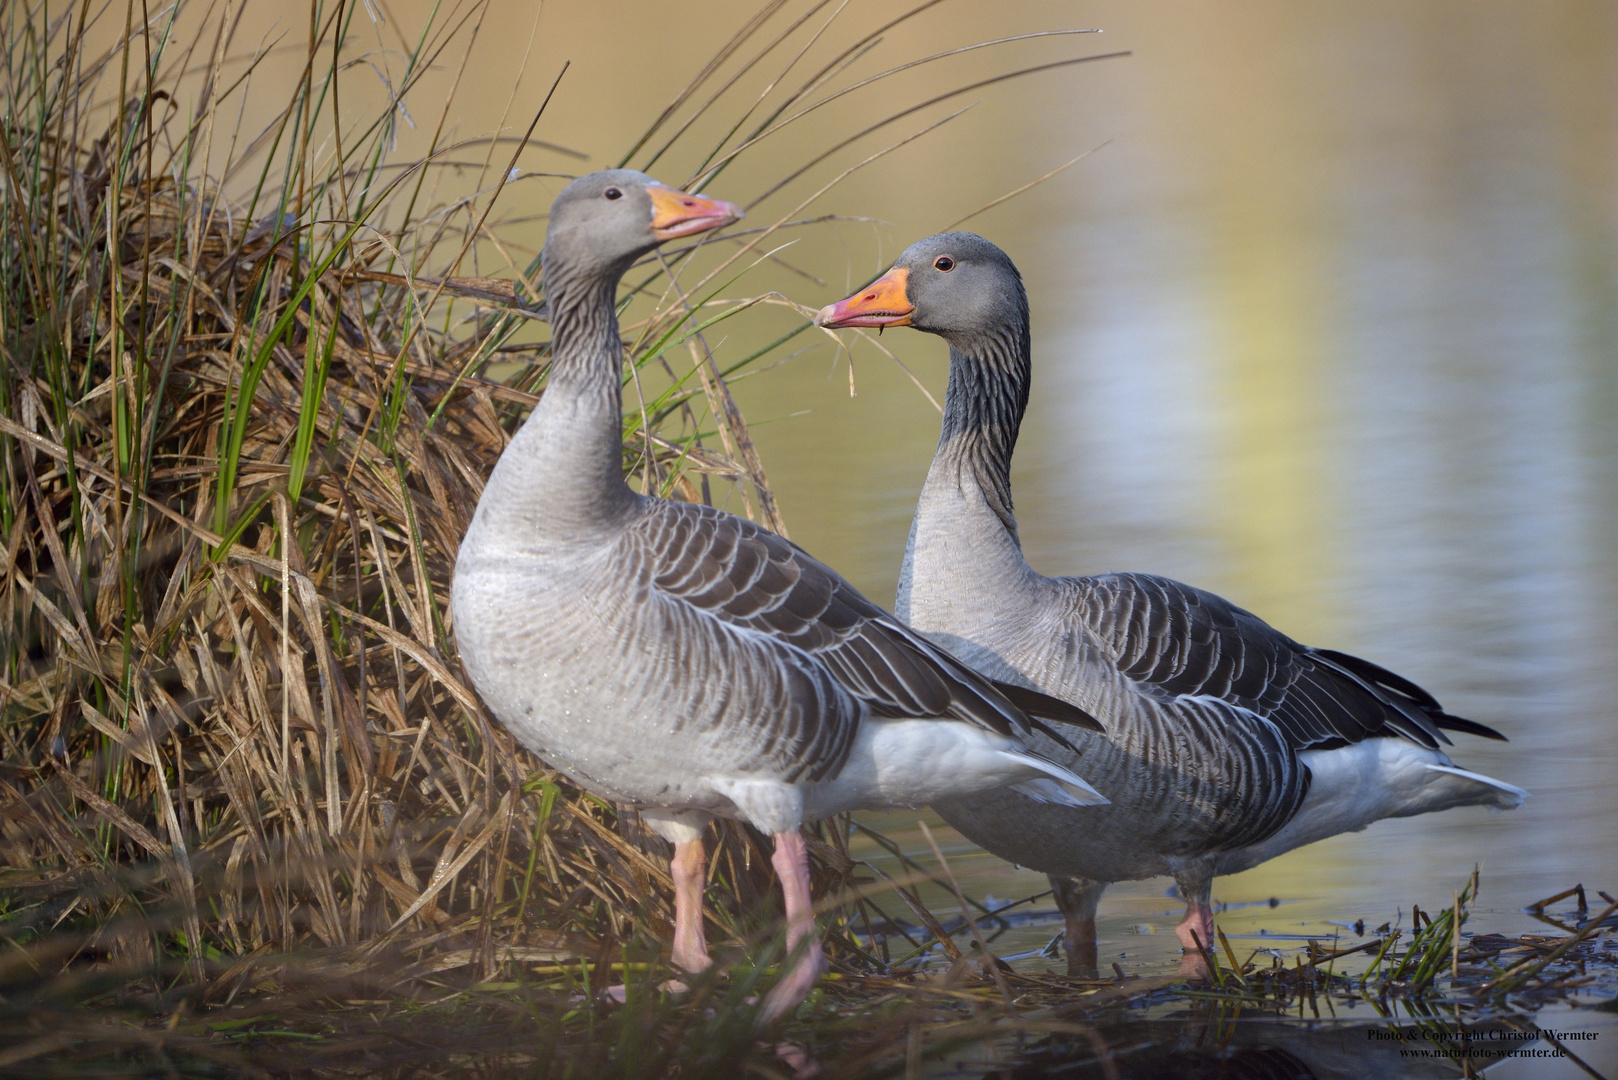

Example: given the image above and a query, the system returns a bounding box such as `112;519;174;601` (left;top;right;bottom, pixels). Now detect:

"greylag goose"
452;179;1107;1018
815;232;1526;975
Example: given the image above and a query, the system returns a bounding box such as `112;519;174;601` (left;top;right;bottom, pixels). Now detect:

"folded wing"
1068;572;1506;752
635;501;1100;781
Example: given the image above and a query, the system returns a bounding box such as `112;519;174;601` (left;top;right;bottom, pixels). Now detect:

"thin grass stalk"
689;28;1102;191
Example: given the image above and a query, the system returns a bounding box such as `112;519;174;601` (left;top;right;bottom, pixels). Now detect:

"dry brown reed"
0;0;1123;1030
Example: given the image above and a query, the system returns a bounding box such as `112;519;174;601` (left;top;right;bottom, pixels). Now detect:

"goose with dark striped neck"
453;183;1109;1019
816;232;1526;976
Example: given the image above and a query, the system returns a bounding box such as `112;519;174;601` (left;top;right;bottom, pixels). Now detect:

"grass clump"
0;0;1123;1061
1176;873;1618;1019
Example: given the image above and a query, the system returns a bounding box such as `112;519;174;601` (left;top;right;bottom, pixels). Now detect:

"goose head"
543;170;743;282
814;232;1026;354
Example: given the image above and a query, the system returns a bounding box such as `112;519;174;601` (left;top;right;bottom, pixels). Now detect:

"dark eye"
934;255;955;272
604;187;623;200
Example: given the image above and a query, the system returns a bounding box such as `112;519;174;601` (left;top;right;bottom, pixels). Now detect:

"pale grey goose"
815;232;1526;976
452;180;1107;1018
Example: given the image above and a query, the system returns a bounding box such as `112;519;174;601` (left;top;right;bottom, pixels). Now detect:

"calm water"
147;1;1618;1070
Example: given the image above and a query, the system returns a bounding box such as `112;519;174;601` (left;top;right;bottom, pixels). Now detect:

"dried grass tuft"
0;0;1121;1015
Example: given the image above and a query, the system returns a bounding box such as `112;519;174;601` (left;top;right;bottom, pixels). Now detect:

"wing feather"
1068;572;1498;752
638;501;1070;772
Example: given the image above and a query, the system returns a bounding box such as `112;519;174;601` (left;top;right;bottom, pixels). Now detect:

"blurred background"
126;0;1618;983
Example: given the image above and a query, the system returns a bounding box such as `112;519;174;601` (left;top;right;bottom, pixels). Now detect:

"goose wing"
1066;572;1504;751
636;500;1100;745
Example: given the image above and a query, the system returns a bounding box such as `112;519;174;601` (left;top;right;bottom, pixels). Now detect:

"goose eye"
604;187;623;200
933;255;955;272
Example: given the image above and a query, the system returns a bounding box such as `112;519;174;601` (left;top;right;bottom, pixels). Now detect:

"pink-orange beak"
814;267;913;328
648;184;743;240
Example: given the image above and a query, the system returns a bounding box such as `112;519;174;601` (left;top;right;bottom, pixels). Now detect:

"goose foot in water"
1177;953;1212;981
1175;904;1217;955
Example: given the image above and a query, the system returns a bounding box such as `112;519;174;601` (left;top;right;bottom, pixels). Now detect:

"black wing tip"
1312;647;1444;710
1432;712;1510;742
990;680;1105;737
1311;648;1510;743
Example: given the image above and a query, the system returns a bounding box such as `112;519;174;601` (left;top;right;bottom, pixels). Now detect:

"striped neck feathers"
932;308;1032;540
480;248;635;535
542;249;631;400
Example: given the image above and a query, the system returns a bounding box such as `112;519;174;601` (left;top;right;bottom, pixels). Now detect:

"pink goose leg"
1051;875;1106;978
669;838;714;977
603;837;711;1003
760;830;823;1021
1173;864;1216;979
1175;901;1217;954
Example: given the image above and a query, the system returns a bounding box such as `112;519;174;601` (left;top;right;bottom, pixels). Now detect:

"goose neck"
544;260;630;394
934;322;1031;536
896;323;1035;623
475;257;636;541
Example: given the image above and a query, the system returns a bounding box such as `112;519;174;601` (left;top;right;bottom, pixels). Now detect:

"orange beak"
648;184;743;240
814;267;913;328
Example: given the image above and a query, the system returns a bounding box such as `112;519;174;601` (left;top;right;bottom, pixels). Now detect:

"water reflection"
992;1013;1564;1080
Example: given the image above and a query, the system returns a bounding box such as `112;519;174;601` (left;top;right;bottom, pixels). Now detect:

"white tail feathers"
1423;763;1529;809
1001;752;1108;808
1011;778;1097;807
